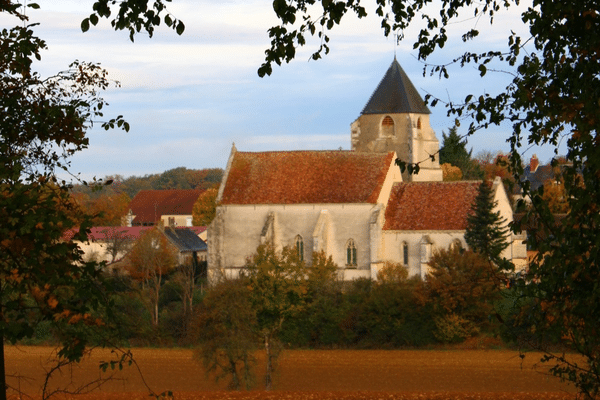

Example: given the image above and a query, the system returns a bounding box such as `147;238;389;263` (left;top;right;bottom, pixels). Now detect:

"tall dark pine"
465;181;509;263
439;127;482;179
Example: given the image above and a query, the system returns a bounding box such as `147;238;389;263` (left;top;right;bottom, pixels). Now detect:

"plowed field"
5;346;576;400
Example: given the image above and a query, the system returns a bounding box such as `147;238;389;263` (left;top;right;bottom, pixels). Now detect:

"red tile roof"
384;181;480;231
130;190;202;224
220;151;396;205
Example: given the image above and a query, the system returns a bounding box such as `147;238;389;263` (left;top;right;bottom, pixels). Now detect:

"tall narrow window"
346;239;357;266
416;117;422;129
295;235;304;262
402;242;409;266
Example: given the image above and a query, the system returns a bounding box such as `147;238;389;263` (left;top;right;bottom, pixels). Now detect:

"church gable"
219;150;396;205
384;181;480;231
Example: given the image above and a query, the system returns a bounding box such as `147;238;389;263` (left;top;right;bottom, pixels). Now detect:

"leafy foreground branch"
0;2;180;400
258;0;600;397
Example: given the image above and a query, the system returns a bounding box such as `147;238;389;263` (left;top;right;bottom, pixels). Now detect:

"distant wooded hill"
72;167;224;199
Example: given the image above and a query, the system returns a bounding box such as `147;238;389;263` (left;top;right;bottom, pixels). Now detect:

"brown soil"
5;346;575;400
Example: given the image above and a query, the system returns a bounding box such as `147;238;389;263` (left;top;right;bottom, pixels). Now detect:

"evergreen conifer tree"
465;180;509;263
439;127;482;180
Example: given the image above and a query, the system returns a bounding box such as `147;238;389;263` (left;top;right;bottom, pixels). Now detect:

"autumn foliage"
193;187;219;226
125;227;178;326
441;163;462;181
71;191;131;226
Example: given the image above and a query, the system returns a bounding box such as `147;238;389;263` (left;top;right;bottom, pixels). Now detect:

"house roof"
361;57;431;115
129;189;202;224
384;181;480;230
521;164;554;192
220;150;396;205
163;227;207;253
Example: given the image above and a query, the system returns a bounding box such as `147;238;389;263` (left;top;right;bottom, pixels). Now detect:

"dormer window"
381;116;394;137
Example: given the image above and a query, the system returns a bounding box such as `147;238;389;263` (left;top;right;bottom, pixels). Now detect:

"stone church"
207;58;526;280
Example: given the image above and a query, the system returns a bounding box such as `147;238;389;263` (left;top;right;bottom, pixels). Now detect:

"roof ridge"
395;180;481;185
236;149;394;156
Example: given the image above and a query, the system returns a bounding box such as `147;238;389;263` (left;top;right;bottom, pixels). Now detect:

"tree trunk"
154;299;158;326
230;360;240;390
264;333;272;391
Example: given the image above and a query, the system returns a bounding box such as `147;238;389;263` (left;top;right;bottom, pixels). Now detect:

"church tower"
351;57;443;182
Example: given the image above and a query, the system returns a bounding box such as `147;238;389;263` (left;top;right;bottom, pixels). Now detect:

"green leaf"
81;18;90;32
478;64;487;76
176;21;185;35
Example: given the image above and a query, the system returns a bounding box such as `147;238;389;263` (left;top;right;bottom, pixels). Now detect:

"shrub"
434;313;480;343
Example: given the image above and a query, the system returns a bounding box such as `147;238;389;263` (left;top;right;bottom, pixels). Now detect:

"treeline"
24;247;525;350
68;167;223;226
72;167;223;200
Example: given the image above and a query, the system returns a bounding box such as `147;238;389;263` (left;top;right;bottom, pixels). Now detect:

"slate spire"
361;57;430;115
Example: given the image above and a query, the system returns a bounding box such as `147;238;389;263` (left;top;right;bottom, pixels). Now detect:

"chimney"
530;154;539;173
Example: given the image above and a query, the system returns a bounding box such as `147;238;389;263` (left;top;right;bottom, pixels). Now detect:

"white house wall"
160;214;193;227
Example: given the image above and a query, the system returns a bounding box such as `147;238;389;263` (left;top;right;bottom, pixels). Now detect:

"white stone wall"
208;203;382;278
491;176;522;262
75;240;116;263
381;231;466;278
350;113;442;182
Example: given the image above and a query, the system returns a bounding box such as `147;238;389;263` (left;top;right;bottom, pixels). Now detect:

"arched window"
402;242;409;266
346;239;357;266
416;117;422;129
381;116;394;137
295;235;304;262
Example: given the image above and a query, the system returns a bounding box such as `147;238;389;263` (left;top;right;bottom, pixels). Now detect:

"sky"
4;0;565;181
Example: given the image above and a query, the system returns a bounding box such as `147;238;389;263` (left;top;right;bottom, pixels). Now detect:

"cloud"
10;0;550;182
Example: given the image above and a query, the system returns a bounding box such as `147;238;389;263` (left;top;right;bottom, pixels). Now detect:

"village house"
64;225;207;268
207;57;527;280
125;189;203;228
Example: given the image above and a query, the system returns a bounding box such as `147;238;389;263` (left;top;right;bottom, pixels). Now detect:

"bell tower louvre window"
381;116;394;137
